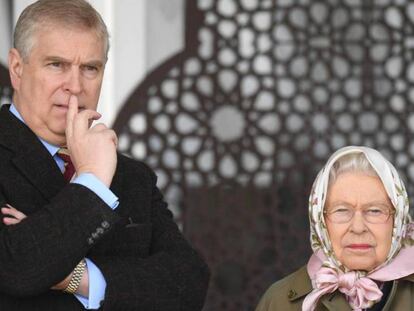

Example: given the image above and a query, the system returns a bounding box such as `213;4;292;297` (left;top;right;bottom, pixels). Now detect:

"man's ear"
8;48;24;91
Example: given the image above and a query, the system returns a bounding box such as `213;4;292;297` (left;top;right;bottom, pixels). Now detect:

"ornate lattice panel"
114;0;414;310
0;65;12;108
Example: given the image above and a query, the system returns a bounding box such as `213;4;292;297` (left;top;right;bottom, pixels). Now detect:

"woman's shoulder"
255;265;312;311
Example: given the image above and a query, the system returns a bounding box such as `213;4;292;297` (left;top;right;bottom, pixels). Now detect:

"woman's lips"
347;244;372;250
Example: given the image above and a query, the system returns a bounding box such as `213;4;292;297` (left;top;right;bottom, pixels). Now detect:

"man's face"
9;24;106;145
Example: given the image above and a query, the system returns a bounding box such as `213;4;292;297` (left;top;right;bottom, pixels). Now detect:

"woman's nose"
348;210;368;233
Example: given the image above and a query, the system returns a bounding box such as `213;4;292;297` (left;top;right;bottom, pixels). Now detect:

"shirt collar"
9;104;60;157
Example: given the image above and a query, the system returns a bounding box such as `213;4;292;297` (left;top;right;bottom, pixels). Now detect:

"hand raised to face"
65;95;118;187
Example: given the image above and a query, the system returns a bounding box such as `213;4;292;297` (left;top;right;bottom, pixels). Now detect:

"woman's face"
325;172;394;271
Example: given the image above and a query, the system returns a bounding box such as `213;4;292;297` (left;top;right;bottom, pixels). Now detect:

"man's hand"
65;95;118;187
1;204;27;225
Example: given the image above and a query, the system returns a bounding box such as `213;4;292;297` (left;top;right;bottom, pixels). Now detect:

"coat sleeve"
90;169;210;311
0;184;121;297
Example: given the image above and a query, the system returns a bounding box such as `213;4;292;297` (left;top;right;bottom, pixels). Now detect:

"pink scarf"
302;248;414;310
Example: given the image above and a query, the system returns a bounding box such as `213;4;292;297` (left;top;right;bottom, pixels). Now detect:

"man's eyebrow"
43;56;104;68
82;60;104;68
43;56;69;63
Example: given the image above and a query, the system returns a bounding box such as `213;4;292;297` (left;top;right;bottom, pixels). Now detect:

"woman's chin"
342;258;379;272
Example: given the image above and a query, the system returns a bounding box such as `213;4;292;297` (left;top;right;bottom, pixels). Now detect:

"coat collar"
285;266;312;302
0;105;65;200
402;273;414;282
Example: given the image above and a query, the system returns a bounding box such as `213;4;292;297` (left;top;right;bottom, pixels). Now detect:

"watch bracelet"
63;259;86;294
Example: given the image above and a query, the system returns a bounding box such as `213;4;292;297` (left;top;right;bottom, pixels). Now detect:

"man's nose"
349;210;368;233
64;68;82;94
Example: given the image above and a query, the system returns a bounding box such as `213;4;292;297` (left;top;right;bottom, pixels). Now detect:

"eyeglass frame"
323;205;396;224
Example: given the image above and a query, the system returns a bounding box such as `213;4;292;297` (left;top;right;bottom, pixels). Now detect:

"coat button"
288;289;297;299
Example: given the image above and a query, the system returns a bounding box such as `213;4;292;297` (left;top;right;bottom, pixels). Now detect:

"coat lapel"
0;105;65;200
287;265;351;311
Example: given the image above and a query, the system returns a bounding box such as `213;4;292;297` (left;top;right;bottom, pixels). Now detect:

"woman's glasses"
324;205;395;224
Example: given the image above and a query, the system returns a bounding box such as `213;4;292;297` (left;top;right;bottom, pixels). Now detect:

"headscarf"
302;146;414;311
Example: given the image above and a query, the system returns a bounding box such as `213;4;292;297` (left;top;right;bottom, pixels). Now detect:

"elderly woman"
256;146;414;311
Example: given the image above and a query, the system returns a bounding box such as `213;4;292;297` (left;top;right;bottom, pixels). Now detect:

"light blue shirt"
10;104;117;310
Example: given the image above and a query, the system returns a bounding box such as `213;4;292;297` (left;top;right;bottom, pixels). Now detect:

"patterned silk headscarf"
303;146;414;311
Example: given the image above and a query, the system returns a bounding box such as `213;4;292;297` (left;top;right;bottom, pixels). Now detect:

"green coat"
255;265;414;311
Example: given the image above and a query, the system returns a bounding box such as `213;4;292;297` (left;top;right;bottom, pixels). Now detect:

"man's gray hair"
329;152;378;185
14;0;109;61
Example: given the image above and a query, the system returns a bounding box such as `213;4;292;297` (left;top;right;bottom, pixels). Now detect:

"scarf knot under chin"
312;266;383;310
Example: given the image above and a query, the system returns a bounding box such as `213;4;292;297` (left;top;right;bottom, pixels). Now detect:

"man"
0;0;209;310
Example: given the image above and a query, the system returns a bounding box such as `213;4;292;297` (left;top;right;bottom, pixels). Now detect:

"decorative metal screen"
113;0;414;310
0;65;12;108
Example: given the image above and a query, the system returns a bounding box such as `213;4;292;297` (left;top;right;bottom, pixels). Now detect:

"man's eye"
85;66;98;71
49;62;62;68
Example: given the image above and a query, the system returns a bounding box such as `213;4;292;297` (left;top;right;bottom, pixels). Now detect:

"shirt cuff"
74;258;107;310
72;173;119;209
